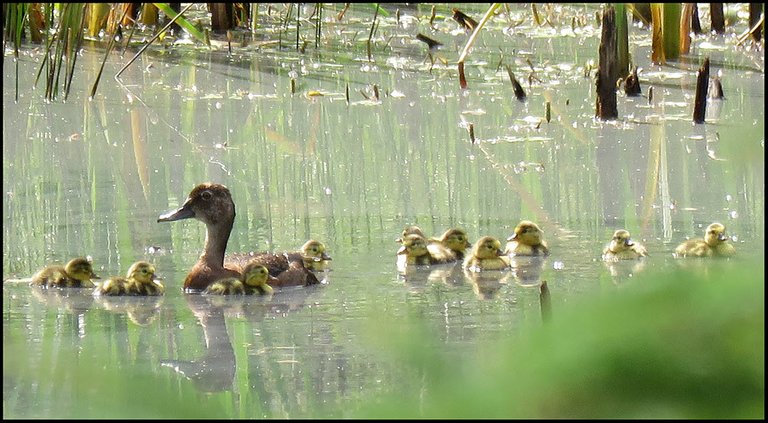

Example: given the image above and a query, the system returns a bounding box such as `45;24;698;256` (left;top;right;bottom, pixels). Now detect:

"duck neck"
201;219;233;267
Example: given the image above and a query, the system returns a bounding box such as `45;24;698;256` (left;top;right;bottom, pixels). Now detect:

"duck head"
704;222;729;247
65;257;100;282
158;183;235;227
242;263;270;288
439;228;472;253
301;239;332;262
471;236;505;259
396;225;426;243
507;220;544;246
127;261;158;285
608;229;634;253
397;234;430;259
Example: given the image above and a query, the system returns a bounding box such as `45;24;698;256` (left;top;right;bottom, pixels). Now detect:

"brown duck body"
158;183;318;291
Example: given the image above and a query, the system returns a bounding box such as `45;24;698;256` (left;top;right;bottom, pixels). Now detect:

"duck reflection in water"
509;256;546;288
161;284;321;393
95;295;164;326
161;295;237;393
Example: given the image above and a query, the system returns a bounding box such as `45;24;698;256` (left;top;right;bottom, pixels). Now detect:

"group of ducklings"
30;258;165;296
28;221;733;295
28;239;332;297
397;220;736;272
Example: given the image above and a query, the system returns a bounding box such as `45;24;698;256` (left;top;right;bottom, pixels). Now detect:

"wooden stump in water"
693;57;710;124
710;3;725;34
596;6;618;120
624;66;642;96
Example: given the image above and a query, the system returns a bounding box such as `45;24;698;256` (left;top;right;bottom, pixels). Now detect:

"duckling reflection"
30;257;100;288
397;263;465;290
161;295;236;393
509;255;546;287
95;295;164;326
674;222;735;258
464;270;511;300
29;284;95;313
604;258;647;282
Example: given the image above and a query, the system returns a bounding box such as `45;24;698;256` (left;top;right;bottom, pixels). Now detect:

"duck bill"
157;202;195;222
496;248;505;257
506;233;517;242
320;252;332;261
718;233;729;242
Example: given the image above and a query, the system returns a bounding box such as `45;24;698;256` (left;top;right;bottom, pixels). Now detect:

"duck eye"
201;191;213;200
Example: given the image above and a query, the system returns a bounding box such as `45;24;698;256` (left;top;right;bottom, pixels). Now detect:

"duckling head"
507;220;544;246
242;263;270;288
704;222;729;247
157;183;235;226
301;239;332;262
396;225;425;243
65;257;100;282
471;236;505;259
608;229;634;253
440;228;472;253
127;261;158;285
397;234;430;258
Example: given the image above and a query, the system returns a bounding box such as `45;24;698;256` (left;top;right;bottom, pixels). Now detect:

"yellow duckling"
463;236;511;271
430;228;472;260
505;220;550;257
602;229;648;261
296;240;332;272
396;225;462;263
674;222;735;258
396;233;456;270
30;257;100;288
204;263;274;295
95;261;165;296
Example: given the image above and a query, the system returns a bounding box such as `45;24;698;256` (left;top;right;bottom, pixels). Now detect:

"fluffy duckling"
396;233;457;269
505;220;550;257
430;228;472;260
30;257;100;288
602;229;648;261
463;236;511;271
674;222;735;258
396;225;460;263
204;263;275;295
95;261;165;296
294;240;332;272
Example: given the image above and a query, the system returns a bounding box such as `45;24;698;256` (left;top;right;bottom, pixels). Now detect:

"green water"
3;3;764;418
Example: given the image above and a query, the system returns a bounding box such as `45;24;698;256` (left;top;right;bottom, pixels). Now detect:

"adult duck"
158;183;318;292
